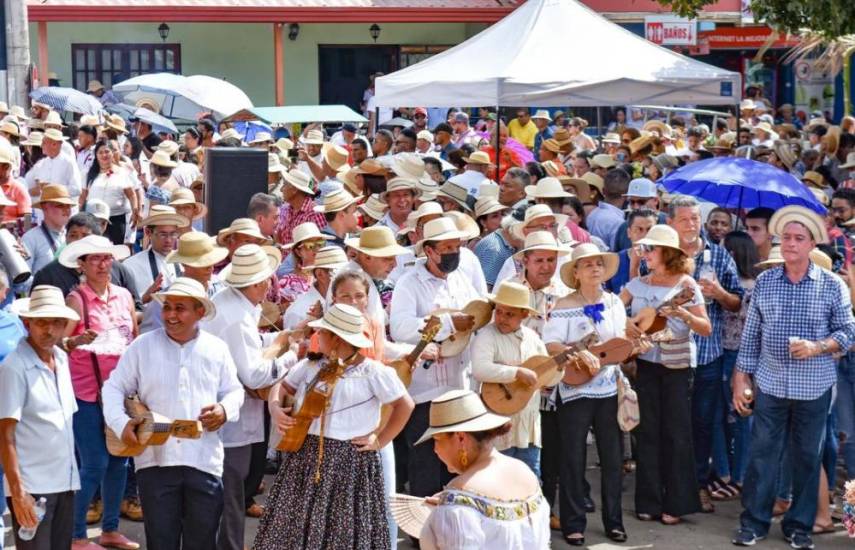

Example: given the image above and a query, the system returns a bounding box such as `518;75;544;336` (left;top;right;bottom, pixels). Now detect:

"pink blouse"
68;283;135;402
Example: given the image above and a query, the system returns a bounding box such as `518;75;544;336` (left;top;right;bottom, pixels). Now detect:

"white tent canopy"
375;0;741;108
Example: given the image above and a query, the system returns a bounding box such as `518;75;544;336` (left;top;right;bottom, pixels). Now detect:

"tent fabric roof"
225;105;368;124
375;0;742;108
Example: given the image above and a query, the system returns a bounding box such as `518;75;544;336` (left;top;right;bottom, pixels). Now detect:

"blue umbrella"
659;157;827;215
29;87;104;116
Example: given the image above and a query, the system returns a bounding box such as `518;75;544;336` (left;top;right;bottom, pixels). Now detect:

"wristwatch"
818;340;829;354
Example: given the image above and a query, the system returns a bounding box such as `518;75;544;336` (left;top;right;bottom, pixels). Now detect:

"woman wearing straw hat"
59;236;139;549
542;243;643;545
618;225;710;526
0;285;81;549
146;150;181;206
255;304;414;549
413;389;550;549
81;140;140;245
276;222;331;303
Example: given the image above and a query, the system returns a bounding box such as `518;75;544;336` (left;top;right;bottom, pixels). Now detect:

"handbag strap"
73;289;104;406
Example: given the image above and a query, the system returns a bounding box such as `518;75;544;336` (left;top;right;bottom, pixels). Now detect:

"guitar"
481;336;634;416
389;316;442;388
105;396;204;457
630;284;696;335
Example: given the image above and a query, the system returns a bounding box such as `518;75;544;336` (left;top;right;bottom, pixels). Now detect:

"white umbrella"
112;73;253;120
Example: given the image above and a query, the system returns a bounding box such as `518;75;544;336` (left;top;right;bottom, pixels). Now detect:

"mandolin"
630;284;695;334
389;316;442;388
105;396;203;457
481;336;634;416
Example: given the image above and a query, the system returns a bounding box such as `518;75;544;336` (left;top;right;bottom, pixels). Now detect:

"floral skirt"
252;434;391;550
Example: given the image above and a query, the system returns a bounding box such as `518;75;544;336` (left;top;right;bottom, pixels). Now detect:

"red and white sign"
645;16;697;46
697;26;799;50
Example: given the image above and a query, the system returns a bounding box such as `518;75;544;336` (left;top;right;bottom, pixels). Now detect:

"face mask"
436;251;460;273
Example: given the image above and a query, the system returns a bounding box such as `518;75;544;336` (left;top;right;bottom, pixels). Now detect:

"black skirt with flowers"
252;434;391;550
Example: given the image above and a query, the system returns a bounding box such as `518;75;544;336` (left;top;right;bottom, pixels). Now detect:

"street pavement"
5;464;854;549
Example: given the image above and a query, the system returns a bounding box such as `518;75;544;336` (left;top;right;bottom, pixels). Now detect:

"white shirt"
77;146;95;177
390;246;487;298
448;170;492;198
0;340;79;494
22;223;65;274
86;167;133;216
204;286;296;447
494;253;572;297
284;357;405;441
376;211;403;235
172;160;201;189
124;248;182;333
102;329;244;477
389;263;481;403
25;153;82;202
283;285;323;330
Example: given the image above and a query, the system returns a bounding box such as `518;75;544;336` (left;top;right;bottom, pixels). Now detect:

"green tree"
658;0;855;39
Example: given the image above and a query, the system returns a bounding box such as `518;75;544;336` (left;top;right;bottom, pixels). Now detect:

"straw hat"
282;169;315;195
444;211;480;241
602;133;621;145
822;126;840;156
283;222;332;250
296;129;323;146
303;245;349;271
153;277;216;320
84;199;111;222
809;187;830;207
20;285;80;321
59;235;130;268
629;135;654;156
773;141;797;170
158;140;180;156
802;170;827;189
560;242;619;288
220;244;278;288
391;153;425;179
79;114;100;128
169;188;208;220
307;303;372;348
33;184;76;208
336;166;360;197
0;120;19;138
166;232;229;268
322;142;349;171
416;178;439;202
105;114;128;134
0;146;15;167
754;246;784;269
474;196;508;219
150;150;177;169
590;154;616;169
739;99;756;111
531;110;552;121
642;120;672;139
43;111;64;128
248;131;273;145
21;131;43;147
635;224;684;253
220;128;241;141
415;389;510;445
486;281;537;314
141;205;190;228
383;176;418;196
216;218;268;246
345;226;409;257
512;230;570;260
415;217;467;256
462;151;491;166
404;201;443;232
274;138;294;154
313;188;360;214
559;175;589;200
525;176;572;200
840;152;855;170
87;80;105;93
354;158;388;176
42;128;67;142
358;195;388;221
581;172;604;195
510;204;568;240
416;130;434;143
436;181;472;212
769;205;828;244
809;248;833;271
9;105;26;121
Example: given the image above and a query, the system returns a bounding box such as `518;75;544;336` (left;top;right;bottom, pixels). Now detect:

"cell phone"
288;149;299;160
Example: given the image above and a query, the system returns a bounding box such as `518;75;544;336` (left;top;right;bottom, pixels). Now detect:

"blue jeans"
501;445;541;478
692;356;723;484
711;349;752;484
837;353;855;478
72;399;128;539
740;387;831;538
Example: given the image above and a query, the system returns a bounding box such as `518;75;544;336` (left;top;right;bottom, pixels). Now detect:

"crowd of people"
0;90;854;550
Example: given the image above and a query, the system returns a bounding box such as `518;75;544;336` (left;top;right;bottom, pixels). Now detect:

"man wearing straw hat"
274;168;326;246
390;217;482;499
205;244;298;550
731;206;855;549
494;204;571;289
343;225;409;323
101;278;244;550
283;245;348;330
448;151;493;199
25;127;82;213
315;188;360;249
472;280;555;475
21;184;75;274
0;285;81;549
507;231;571;333
168;188;207;235
376;177;416;234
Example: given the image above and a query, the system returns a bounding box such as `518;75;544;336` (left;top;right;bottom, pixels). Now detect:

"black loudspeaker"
204;147;268;234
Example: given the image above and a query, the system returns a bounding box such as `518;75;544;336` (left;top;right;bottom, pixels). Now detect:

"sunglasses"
628;198;649;207
299;241;325;251
635;244;655;254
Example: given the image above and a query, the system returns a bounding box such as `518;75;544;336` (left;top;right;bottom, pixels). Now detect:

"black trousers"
105;214;127;245
244;407;270;507
558;395;624;535
403;402;452;497
634;360;700;517
540;409;561;510
7;490;74;550
136;466;224;550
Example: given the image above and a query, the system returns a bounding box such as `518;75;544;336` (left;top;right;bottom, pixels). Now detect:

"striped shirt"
274;195;327;246
736;262;855;400
474;230;514;288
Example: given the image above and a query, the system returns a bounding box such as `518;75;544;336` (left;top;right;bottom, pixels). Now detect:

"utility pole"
4;0;31;106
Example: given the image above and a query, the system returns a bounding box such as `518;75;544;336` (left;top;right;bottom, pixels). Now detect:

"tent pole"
495;104;501;182
596;107;602;143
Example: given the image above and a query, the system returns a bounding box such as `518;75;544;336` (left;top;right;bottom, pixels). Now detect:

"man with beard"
705;208;734;245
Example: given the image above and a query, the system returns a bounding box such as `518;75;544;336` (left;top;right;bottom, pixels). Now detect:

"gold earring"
457;448;469;469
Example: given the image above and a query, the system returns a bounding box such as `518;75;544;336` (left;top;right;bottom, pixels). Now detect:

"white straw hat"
300;129;325;145
510;204;568;240
414;217;466;256
525;177;572;199
216;218;269;246
486;281;537;314
157;140;180;156
635;224;684;253
153;277;216;320
769;205;829;244
322;142;350;171
141;205;190;228
168;187;208;220
165;232;229;268
220;244;278;288
358;195;388;221
473;197;507;219
303;245;349;271
391;153;426;179
249;131;273;145
150;150;177;168
268;153;287;174
443;211;480;241
20;285;80;321
313;188;360;214
345;226;409;257
282;169;315;195
559;242;619;289
283;222;332;250
59;235;129;268
512;230;570;260
415;389;510;445
307;303;372;348
84;199;111;223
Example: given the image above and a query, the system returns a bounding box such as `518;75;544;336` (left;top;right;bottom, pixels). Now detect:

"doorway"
319;45;399;113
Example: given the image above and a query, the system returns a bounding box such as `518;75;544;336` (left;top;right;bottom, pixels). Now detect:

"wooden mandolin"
481;337;634;416
105;396;203;457
630;284;695;334
389;316;442;388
